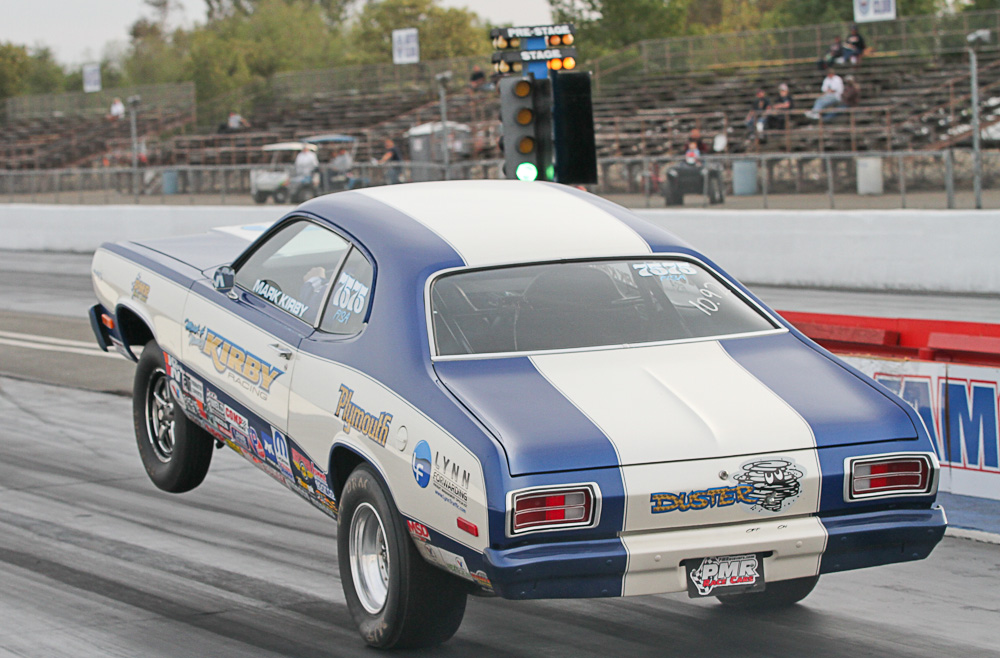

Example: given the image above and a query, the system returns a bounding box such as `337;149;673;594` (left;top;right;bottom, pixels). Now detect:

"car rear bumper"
481;506;946;600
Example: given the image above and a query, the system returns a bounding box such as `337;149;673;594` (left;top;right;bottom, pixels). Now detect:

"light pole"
966;29;989;210
435;71;453;180
127;95;141;199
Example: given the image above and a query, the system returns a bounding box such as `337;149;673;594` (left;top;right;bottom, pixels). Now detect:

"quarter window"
320;248;374;335
235;221;350;325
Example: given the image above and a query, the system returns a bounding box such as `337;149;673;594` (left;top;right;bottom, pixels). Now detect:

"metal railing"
1;150;995;210
4;82;196;122
592;9;1000;86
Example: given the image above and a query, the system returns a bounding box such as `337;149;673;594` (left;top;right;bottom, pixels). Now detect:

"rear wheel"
338;464;467;648
133;341;213;493
252;191;269;204
292;185;316;204
716;575;819;610
273;187;289;204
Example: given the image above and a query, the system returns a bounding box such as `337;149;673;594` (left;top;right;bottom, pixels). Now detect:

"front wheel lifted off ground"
338;464;468;649
133;341;213;493
716;575;820;610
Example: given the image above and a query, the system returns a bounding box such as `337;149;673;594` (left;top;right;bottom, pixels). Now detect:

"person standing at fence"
806;68;844;120
379;138;403;185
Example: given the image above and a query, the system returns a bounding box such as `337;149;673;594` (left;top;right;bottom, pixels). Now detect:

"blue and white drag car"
90;181;946;648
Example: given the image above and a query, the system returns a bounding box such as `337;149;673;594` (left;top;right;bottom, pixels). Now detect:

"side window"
234;220;350;326
320;248;374;335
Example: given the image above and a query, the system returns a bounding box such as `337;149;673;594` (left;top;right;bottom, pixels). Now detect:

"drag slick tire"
133;341;213;493
338;464;467;649
716;575;819;610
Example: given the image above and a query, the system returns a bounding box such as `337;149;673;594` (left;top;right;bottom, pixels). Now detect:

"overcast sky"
0;0;554;66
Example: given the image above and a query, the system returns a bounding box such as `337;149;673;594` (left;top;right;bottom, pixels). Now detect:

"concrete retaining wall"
636;209;1000;294
3;204;999;294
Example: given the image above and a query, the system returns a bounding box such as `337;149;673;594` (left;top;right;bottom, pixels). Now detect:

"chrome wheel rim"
145;368;176;463
349;502;390;614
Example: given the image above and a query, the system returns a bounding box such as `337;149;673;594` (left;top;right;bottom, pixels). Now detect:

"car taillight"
510;485;597;535
846;454;936;500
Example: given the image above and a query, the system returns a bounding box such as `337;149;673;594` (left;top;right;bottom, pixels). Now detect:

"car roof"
324;180;691;268
262;142;317;152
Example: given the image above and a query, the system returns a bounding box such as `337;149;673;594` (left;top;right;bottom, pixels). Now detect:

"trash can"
162;170;178;195
856;157;884;195
732;160;758;196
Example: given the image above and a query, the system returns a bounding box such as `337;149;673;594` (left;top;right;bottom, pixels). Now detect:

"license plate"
685;553;766;598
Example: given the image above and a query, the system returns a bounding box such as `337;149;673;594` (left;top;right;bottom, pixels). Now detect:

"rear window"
430;259;777;357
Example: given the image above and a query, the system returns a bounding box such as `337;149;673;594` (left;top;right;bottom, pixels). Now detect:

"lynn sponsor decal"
334;385;392;447
687;554;764;597
650;458;804;515
412;440;432;488
185;321;283;399
432;450;471;512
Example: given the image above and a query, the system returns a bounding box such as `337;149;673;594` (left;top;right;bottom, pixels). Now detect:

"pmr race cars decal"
733;458;804;513
334;385;393;447
687;554;764;597
650;457;805;515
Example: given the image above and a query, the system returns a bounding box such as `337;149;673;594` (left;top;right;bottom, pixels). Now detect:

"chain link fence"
1;150;996;210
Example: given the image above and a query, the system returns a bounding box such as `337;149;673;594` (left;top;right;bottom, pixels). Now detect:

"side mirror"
213;265;235;292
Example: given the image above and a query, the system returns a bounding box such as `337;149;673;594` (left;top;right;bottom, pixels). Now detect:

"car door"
286;245;375;469
182;219;351;448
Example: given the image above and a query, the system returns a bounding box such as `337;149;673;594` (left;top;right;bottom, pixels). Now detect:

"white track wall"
3;205;1000;294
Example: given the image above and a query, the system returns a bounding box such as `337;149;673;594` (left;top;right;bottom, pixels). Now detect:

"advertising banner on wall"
847;356;1000;501
854;0;896;23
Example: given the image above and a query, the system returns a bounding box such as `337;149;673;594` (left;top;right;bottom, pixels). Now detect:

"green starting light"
515;161;538;181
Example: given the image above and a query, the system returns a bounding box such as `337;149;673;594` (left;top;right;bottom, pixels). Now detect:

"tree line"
0;0;986;108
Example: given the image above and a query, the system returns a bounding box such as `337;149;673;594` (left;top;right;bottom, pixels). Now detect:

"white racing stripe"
530;340;816;465
357;180;651;266
0;331;121;359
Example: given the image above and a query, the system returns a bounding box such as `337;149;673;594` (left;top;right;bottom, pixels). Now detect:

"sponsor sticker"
131;274;150;302
687;554;765;598
272;429;294;479
733;458;804;514
407;520;431;542
416;543;474;582
412;440;431;488
432;448;470;512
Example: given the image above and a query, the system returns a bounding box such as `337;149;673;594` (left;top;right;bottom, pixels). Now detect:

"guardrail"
0;149;995;209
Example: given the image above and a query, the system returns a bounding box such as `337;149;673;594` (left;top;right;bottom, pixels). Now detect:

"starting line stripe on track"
0;335;121;359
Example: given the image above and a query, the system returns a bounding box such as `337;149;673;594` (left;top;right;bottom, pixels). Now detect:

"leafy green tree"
23;47;69;94
549;0;691;54
204;0;355;25
348;0;489;64
0;42;30;100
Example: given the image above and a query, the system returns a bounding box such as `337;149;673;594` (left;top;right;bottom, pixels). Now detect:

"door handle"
269;343;293;360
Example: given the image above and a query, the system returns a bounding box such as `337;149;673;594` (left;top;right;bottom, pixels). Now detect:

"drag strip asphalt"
1;376;999;658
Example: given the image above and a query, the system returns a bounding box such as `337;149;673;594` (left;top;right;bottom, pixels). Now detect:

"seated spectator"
684;139;702;165
295;144;319;180
745;88;771;140
767;83;794;130
687;128;710;155
108;97;125;121
818;36;845;70
842;75;860;109
843;24;867;64
806;68;844;121
222;110;250;133
469;65;489;92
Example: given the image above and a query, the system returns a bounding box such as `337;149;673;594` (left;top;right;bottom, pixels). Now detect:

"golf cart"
663;133;727;206
249;142;320;204
302;133;362;192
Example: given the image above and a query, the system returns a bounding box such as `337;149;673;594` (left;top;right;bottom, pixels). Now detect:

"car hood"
134;225;266;273
434;332;917;476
